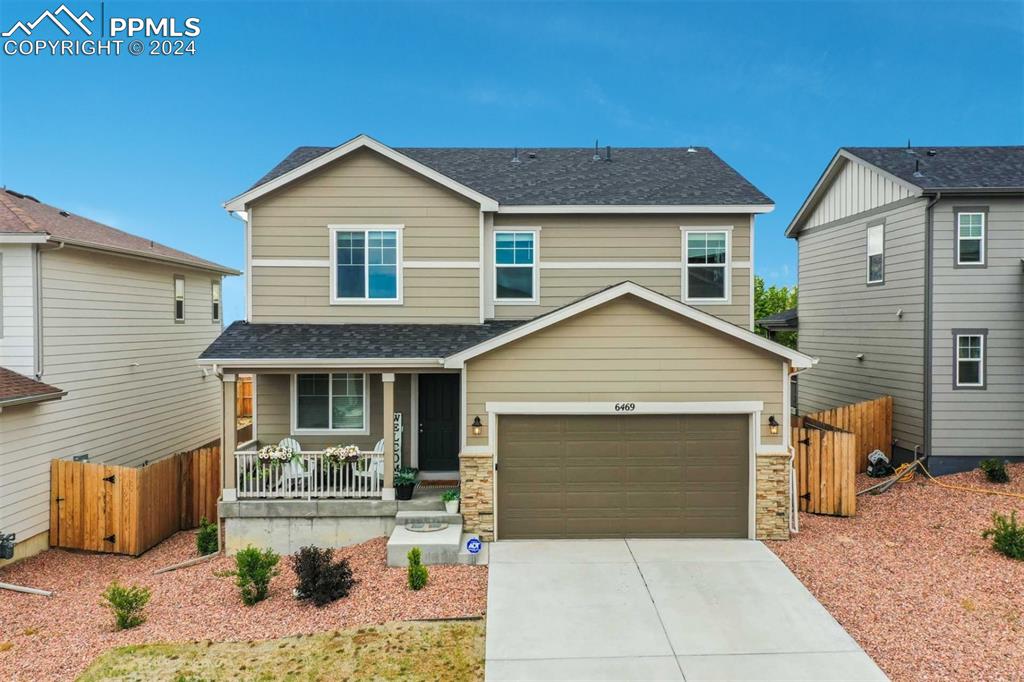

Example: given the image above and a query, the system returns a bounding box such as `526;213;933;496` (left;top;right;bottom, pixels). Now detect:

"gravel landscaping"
767;463;1024;682
0;535;487;681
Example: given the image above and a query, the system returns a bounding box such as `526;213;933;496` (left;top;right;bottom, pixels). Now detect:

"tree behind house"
754;276;798;350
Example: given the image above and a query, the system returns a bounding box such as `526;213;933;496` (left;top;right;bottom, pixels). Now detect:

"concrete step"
457;533;488;565
394;510;462;526
396;495;445;512
386;521;464;566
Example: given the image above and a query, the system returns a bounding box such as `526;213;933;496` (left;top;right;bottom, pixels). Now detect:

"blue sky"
2;1;1022;323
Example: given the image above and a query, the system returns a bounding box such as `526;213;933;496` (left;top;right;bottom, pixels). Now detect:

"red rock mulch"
767;463;1024;682
0;535;487;681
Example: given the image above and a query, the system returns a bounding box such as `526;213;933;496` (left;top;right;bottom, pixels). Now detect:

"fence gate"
50;460;135;554
792;426;857;517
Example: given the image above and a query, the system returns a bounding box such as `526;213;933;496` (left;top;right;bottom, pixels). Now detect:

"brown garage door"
497;414;749;539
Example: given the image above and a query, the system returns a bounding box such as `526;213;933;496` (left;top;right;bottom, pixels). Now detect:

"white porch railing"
235;450;384;499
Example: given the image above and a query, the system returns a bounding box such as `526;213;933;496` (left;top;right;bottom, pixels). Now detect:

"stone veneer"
459;452;494;541
458;451;790;542
756;454;792;540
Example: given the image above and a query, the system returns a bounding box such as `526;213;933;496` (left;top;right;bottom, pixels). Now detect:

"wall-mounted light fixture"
472;416;482;436
768;415;779;435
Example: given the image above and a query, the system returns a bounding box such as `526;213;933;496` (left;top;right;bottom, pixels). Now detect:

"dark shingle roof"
755;308;798;330
249;145;773;206
0;367;65;407
844;146;1024;191
0;190;238;274
200;320;527;360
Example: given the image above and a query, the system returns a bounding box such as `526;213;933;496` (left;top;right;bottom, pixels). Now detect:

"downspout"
922;192;941;469
787;365;813;534
33;240;65;379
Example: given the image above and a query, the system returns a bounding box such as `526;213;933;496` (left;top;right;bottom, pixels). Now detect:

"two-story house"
788;146;1024;474
0;188;236;564
201;134;814;552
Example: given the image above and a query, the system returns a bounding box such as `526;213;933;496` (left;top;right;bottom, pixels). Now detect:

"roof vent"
605;145;612;162
686;146;697;153
511;147;520;163
5;189;39;202
905;139;915;155
527;151;536;159
913;159;923;178
59;210;69;217
927;149;937;156
593;139;601;161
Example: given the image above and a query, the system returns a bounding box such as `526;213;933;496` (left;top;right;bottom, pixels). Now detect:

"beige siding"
249;148;481;323
0;246;223;541
253;371;414;466
806;158;916;229
465;295;784;448
490;214;752;327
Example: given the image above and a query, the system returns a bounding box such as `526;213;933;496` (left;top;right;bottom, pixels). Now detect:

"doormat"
418;480;460;488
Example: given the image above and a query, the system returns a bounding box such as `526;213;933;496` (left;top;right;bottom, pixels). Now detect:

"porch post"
381;373;396;500
222;373;238;501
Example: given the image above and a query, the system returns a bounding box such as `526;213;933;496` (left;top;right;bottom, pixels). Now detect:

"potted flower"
441;489;460;514
256;443;296;475
394;467;418;500
323;444;360;465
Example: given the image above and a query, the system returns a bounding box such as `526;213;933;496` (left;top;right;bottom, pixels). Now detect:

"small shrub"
441;489;460;503
982;511;1024;560
979;458;1010;484
235;546;280;605
196;516;219;556
407;547;428;591
291;545;355;607
101;581;151;630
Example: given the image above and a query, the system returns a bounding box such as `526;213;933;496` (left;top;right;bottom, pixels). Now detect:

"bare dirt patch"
767;463;1024;681
78;620;485;681
0;536;487;681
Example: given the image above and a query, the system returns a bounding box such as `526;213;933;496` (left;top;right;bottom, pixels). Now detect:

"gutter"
922;192;942;467
45;236;240;276
0;390;67;410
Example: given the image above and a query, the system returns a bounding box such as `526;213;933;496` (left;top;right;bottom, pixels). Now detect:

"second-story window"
211;280;221;321
330;226;402;303
495;230;537;302
956;211;985;265
684;230;729;302
866;222;884;284
173;275;185;322
955;333;985;388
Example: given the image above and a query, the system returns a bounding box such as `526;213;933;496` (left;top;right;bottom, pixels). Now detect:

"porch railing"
235;449;384;500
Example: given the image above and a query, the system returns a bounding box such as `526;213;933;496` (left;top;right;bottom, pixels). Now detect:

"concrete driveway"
485;539;887;681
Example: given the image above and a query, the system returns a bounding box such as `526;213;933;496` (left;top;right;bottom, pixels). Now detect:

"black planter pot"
395;483;416;501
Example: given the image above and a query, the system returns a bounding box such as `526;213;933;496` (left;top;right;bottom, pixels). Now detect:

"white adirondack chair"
278;437;313;493
351;439;385;492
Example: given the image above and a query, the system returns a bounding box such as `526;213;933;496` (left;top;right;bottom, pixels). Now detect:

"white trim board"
539;261;680;269
484;401;764;414
497;204;774;214
445;281;816;369
198;357;445;368
225;134;499;212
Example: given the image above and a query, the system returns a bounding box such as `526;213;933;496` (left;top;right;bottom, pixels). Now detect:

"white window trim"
955;334;984;388
328;225;404;305
290;372;371;436
211;279;222;322
173;274;185;323
682;227;731;304
866;223;884;284
493;227;540;305
956;212;985;266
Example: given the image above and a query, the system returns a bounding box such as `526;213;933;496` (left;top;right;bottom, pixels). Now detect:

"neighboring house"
0;189;237;563
787;146;1024;474
201;134;815;551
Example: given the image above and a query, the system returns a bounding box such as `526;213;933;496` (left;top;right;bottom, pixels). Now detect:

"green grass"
77;620;485;681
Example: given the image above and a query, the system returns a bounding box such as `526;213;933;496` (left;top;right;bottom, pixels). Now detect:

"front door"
418;373;460;471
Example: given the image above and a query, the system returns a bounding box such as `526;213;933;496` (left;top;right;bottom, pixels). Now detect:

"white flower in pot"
442;488;460;513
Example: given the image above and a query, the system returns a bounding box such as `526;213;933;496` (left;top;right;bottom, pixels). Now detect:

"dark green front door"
418;374;460;471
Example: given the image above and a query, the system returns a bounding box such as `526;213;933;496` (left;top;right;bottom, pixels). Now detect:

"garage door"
496;414;749;539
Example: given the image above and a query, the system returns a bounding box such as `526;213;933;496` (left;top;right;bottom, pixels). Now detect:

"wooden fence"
800;395;892;473
236;375;253;418
791;425;857;517
50;441;220;556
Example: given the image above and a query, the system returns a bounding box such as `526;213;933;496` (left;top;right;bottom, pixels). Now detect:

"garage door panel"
497;414;749;539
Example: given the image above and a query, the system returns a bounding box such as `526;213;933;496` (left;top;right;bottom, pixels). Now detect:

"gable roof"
227;134;774;213
0;367;66;408
787;146;1024;236
756;308;798;331
444;282;815;369
0;189;238;275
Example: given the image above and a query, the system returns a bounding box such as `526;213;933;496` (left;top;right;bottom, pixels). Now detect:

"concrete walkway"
485;539;888;681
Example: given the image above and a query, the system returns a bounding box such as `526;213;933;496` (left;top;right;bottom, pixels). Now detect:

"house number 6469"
614;402;636;412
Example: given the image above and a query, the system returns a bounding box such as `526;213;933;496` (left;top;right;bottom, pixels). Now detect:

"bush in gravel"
291;545;355;606
407;547;429;591
101;581;151;630
983;512;1024;560
235;546;280;605
196;516;219;556
979;458;1011;484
